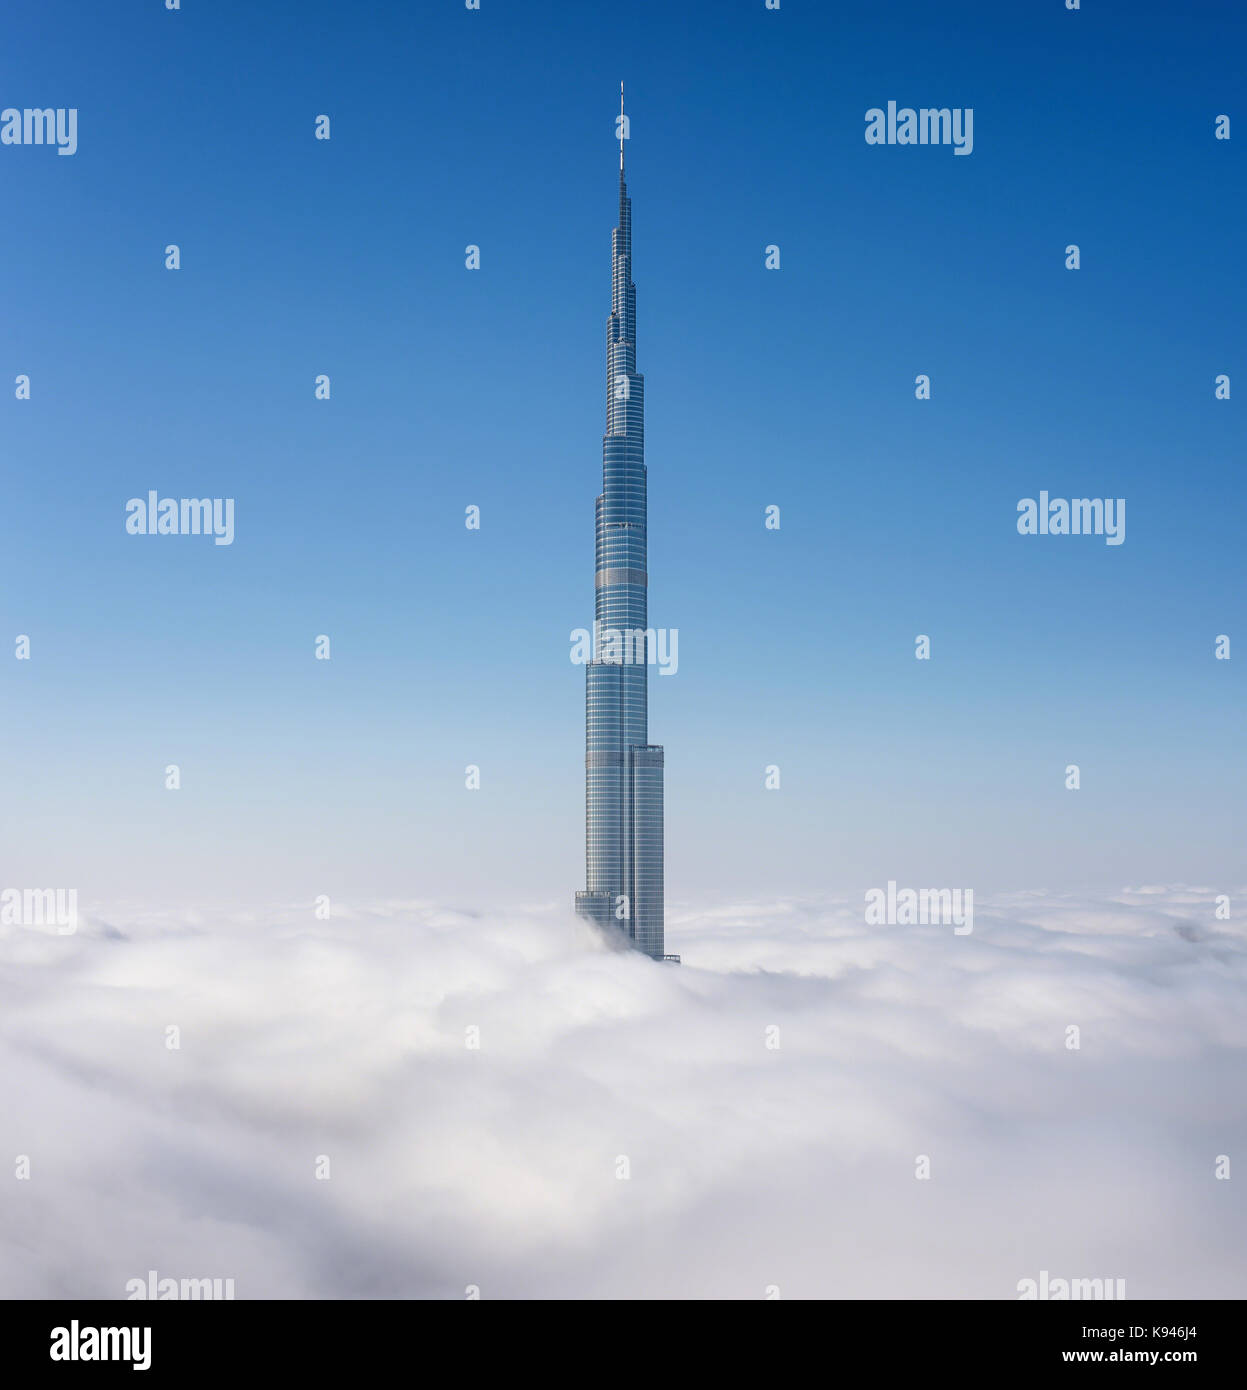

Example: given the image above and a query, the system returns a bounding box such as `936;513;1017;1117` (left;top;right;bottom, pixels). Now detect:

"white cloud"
1;887;1244;1299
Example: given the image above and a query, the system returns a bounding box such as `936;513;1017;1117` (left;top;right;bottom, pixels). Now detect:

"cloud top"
2;886;1244;1299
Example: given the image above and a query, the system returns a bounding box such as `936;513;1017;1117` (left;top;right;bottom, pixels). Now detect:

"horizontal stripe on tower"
595;567;648;586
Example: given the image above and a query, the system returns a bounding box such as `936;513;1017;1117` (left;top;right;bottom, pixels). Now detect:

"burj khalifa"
575;88;665;960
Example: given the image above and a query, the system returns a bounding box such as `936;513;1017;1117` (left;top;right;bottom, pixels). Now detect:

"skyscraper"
575;87;665;960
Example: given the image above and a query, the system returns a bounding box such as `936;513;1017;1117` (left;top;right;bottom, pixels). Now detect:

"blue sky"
2;0;1243;909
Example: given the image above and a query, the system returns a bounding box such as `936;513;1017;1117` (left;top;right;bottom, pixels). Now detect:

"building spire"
619;81;625;175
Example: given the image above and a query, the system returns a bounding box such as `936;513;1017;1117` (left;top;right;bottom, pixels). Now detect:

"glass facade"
576;114;665;960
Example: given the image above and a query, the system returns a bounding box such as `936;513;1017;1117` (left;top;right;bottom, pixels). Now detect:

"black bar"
0;1298;1235;1377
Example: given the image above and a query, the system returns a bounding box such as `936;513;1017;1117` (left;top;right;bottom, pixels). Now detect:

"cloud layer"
2;887;1245;1299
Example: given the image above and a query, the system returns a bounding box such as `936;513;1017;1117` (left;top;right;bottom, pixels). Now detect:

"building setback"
575;88;665;959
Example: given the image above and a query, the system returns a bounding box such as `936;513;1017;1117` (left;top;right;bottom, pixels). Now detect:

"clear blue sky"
3;0;1243;910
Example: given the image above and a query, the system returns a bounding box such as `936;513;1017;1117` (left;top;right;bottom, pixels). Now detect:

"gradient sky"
2;0;1243;911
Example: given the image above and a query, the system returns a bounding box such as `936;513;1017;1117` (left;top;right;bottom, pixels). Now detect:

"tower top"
619;82;625;174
